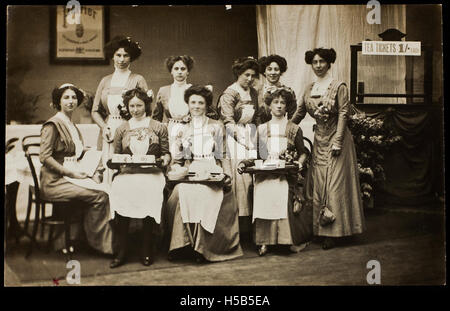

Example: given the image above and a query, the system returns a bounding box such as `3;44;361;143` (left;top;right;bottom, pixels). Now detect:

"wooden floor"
4;206;446;287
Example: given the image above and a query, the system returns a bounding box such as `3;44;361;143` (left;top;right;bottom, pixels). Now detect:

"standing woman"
165;85;242;262
109;87;171;268
91;35;148;186
291;48;365;249
40;83;113;255
257;55;297;123
218;56;260;221
151;55;194;156
238;87;311;256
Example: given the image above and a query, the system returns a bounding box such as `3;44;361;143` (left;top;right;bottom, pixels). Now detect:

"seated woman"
109;87;171;268
39;83;113;255
164;85;243;263
238;88;312;256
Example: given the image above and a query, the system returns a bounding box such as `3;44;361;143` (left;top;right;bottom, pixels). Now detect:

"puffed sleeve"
92;76;106;114
332;84;350;150
294;126;307;156
39;123;67;176
151;88;164;122
212;122;226;161
219;89;237;126
257;124;269;160
114;125;125;154
39;123;57;164
158;122;170;155
287;89;298;119
136;75;148;91
291;92;307;125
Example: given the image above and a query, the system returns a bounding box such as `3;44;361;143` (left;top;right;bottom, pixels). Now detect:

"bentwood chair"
22;135;43;237
22;135;79;259
303;137;313;155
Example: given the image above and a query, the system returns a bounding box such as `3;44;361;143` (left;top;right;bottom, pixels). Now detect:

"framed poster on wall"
50;5;109;64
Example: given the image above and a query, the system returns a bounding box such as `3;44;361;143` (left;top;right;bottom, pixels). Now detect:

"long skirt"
306;128;365;237
254;176;313;246
41;174;113;254
226;131;254;217
164;185;243;262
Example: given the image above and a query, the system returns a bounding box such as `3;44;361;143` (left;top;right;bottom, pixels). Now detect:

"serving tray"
242;164;298;175
106;159;161;170
167;173;225;185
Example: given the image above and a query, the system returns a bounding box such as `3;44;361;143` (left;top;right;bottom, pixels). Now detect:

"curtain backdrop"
256;5;442;203
354;106;442;205
256;5;407;139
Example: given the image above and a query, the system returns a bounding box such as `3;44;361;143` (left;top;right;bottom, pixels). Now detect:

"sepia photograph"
4;1;445;293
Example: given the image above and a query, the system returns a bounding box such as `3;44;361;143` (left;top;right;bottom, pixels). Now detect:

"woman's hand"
297;162;304;173
91;170;103;184
237;162;247;174
223;174;232;193
160;154;171;168
331;145;341;157
102;126;113;143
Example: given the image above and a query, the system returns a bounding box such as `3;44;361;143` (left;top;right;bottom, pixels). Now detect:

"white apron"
177;120;223;233
252;121;290;222
109;118;165;221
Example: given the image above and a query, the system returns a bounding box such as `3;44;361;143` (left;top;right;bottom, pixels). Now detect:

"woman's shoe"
322;237;336;250
142;256;153;266
195;252;206;264
110;258;125;269
258;245;268;256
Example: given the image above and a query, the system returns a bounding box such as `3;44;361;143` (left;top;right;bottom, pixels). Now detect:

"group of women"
38;35;365;269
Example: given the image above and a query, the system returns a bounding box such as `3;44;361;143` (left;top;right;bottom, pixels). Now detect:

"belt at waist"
169;118;188;124
192;154;215;160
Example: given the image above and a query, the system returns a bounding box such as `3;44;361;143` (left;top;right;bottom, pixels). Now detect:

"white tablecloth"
5;124;100;221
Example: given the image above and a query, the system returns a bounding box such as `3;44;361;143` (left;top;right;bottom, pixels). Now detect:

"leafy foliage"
348;112;402;203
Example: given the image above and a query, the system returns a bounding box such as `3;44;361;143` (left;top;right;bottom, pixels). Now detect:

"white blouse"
128;116;151;130
110;67;131;87
168;81;191;118
311;70;333;97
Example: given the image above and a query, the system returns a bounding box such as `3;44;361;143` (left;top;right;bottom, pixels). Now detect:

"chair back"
302;136;313;174
303;136;313;154
22;135;42;200
6;137;19;154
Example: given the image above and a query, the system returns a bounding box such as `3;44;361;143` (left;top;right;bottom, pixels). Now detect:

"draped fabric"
256;5;407;139
354;105;442;204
